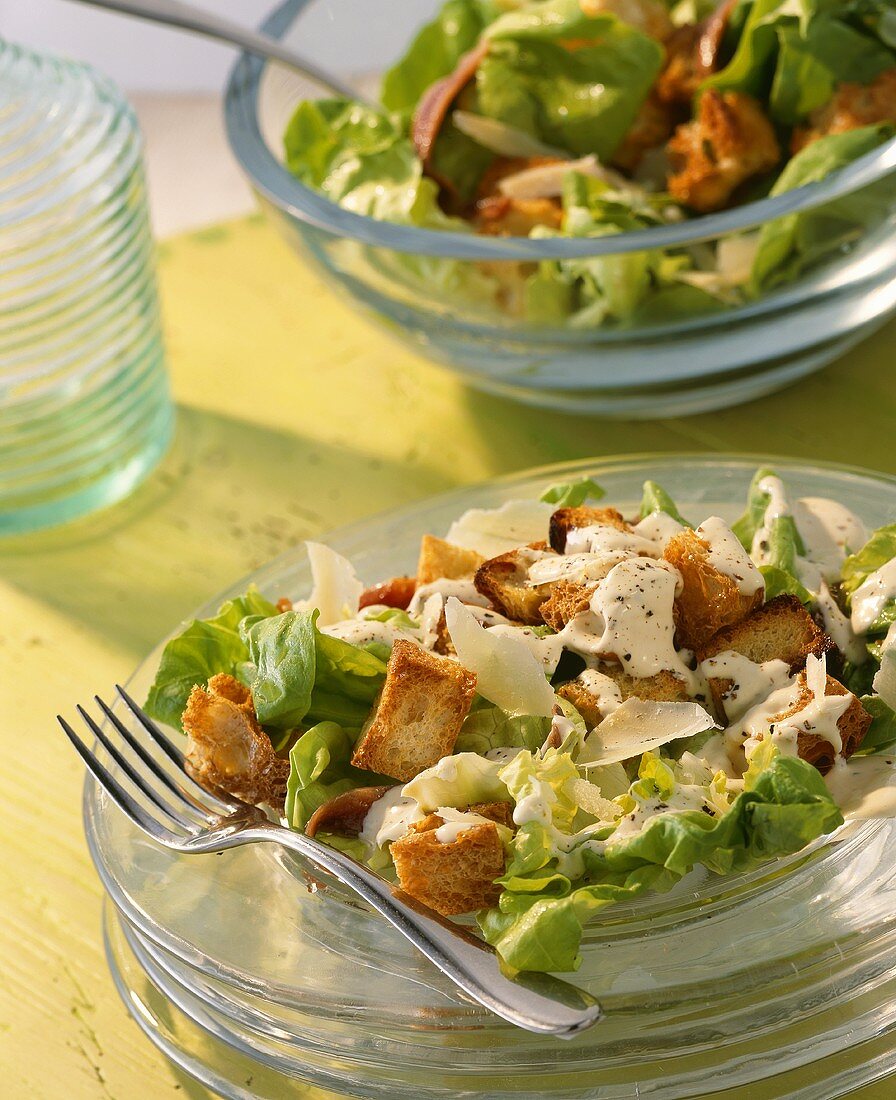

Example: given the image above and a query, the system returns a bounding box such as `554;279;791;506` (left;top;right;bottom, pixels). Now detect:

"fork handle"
64;0;372;103
241;823;602;1038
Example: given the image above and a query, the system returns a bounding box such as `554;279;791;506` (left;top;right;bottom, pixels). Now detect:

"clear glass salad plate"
223;0;896;418
86;455;896;1099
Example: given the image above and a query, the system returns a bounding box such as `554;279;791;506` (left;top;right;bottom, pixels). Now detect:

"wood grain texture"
2;213;895;1098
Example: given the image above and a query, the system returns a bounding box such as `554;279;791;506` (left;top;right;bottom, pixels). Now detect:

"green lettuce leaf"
854;695;896;755
480;750;842;972
284;721;387;830
477;0;664;160
539;475;606;508
842;523;896;596
750;125;895;292
243;610;387;731
639;480;690;525
455;700;552;755
731;465;778;548
144;588;278;729
380;0;495;116
402;752;509;811
758;515;813;604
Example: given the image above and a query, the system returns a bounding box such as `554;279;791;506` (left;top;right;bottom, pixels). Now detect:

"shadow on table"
452;315;896;477
0;403;449;663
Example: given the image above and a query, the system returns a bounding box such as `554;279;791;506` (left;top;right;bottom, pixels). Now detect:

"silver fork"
60;686;603;1039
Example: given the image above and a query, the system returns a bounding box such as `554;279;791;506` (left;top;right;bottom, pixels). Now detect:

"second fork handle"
240;822;603;1039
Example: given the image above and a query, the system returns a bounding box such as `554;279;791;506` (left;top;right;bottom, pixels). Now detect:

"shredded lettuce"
144;588;278;729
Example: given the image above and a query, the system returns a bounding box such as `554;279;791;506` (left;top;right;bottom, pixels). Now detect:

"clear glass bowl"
223;0;896;418
86;455;896;1098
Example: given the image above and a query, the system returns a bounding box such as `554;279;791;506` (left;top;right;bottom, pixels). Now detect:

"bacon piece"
304;785;393;838
411;41;489;189
276;597;293;613
358;575;417;611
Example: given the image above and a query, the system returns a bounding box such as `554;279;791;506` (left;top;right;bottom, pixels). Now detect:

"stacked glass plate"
86;457;896;1099
0;41;171;533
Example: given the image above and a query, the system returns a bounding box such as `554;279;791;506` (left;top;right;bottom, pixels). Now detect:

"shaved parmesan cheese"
497;154;629;199
582;699;718;765
294;541;363;626
445;499;553;558
452;110;569;160
445;597;556;717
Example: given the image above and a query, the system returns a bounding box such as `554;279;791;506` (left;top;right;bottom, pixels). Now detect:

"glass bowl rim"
224;0;896;262
83;451;896;1007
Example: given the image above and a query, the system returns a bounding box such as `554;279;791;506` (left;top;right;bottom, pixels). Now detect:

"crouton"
540;580;596;631
657;1;736;106
467;800;516;829
792;69;896;153
391;817;506;915
769;673;872;774
350;640;477;781
304;785;393;839
474;542;554;624
700;595;833;716
667;90;780;212
358;576;416;611
417;535;484;586
549;506;630;553
183;675;290;809
558;666;691;729
664;527;763;652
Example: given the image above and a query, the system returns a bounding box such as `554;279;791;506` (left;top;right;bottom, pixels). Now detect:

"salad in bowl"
144;465;896;974
280;0;896;328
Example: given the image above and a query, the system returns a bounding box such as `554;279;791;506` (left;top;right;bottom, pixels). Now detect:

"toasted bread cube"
467;801;515;829
558;666;691;729
391;818;506;915
350;640;476;781
540;580;595;631
664;527;763;652
770;673;871;774
417;535;484;586
183;675;289;809
549;506;630;553
474;542;554;624
700;595;832;715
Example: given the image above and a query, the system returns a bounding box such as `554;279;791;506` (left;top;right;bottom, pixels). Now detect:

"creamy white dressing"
873;622;896;709
750;475;791;564
792;497;866;583
825;754;896;818
432;807;496;844
580;557;698;689
700;650;791;722
850;557;896;634
359;788;424;849
796;562;866;664
730;654;852;761
632;510;685;548
527;549;631;586
696;516;764;596
564;523;661;558
576;668;624;717
407;578;491;616
322;618;419;649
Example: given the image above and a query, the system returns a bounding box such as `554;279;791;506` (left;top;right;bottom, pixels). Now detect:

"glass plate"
85;454;896;1098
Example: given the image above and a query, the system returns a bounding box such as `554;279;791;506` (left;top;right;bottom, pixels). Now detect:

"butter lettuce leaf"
144;588;278;729
455;700;552;755
243;610;387;731
480;751;842;972
639;480;690;526
842;523;896;597
854;695;896;756
540;475;606;508
381;0;495;116
478;0;663;160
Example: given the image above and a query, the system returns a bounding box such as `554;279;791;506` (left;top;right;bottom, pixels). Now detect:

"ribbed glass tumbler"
0;40;172;535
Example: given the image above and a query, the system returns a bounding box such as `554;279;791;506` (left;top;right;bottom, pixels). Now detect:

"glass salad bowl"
223;0;896;419
86;455;896;1099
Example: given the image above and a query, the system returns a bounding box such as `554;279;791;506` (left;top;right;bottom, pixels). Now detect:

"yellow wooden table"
2;213;895;1099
